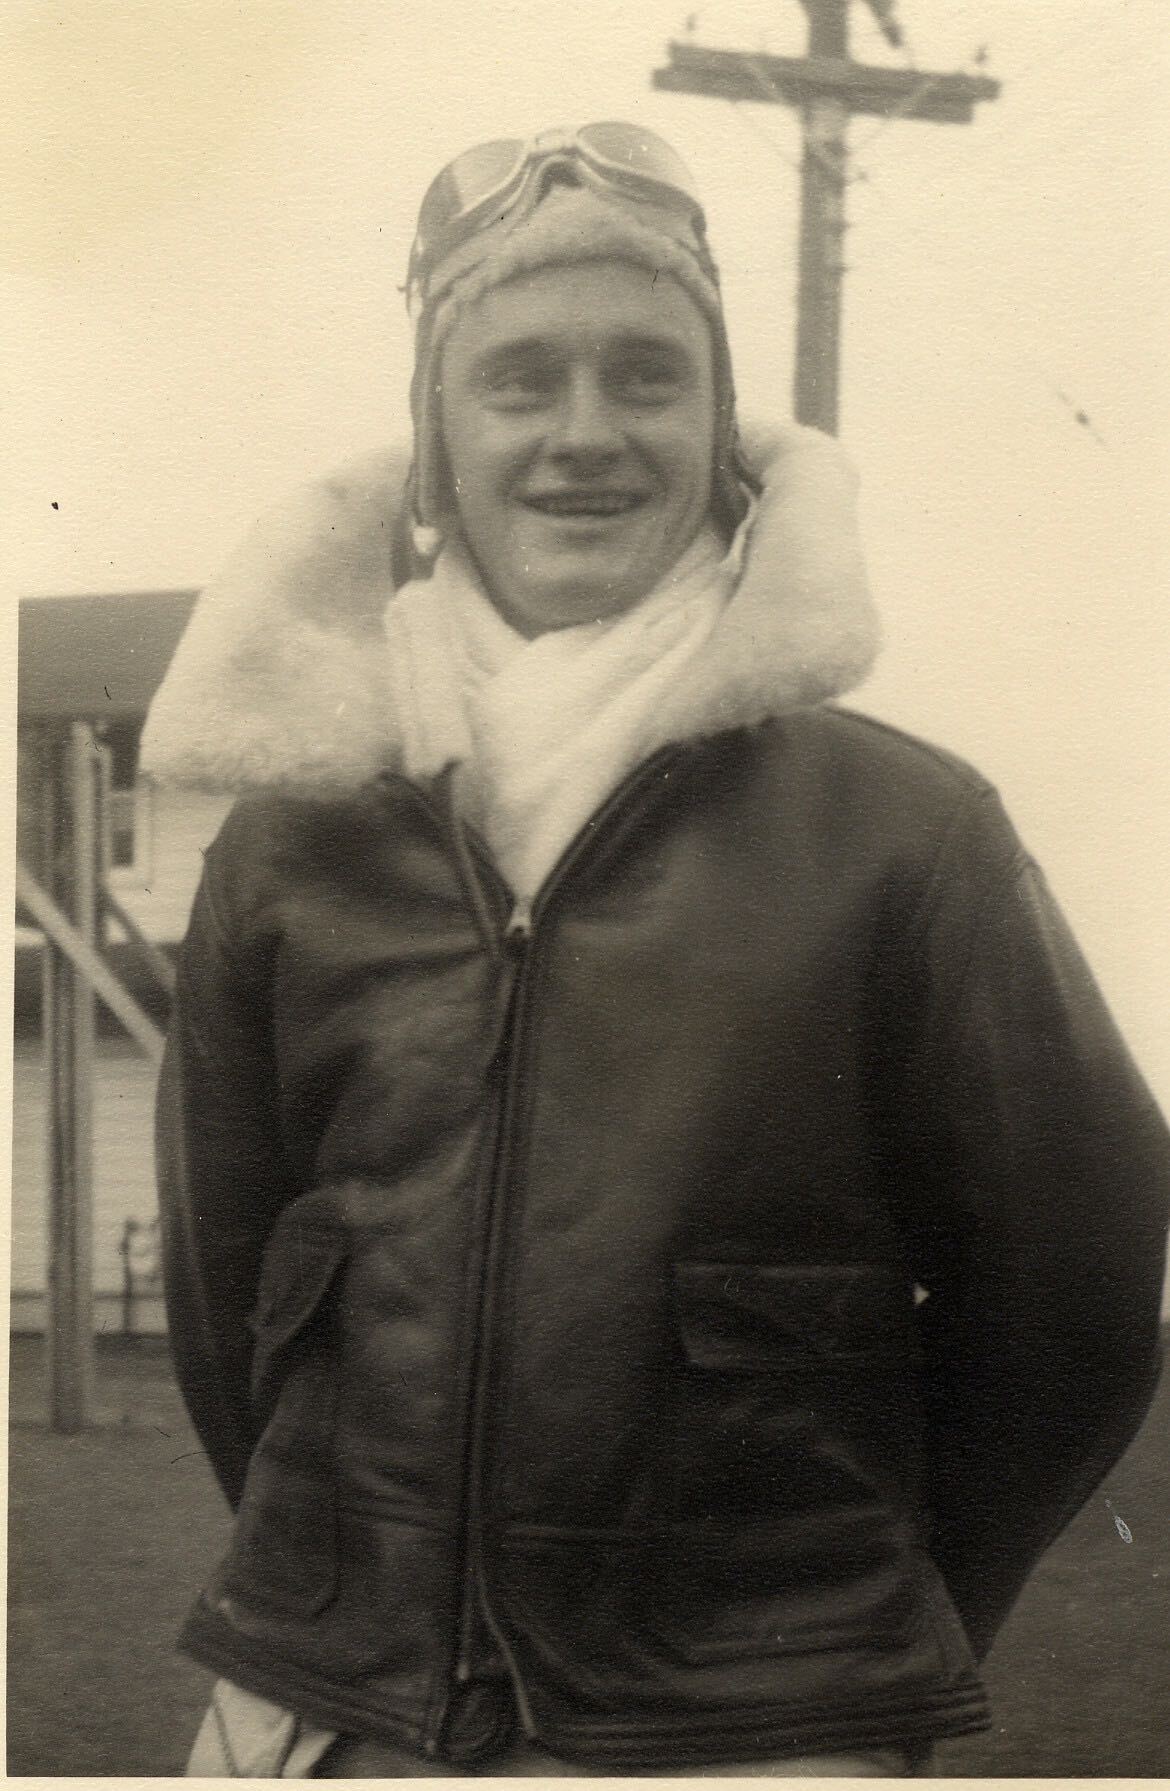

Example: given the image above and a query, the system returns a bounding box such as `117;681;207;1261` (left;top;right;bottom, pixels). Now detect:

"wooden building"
14;592;230;1332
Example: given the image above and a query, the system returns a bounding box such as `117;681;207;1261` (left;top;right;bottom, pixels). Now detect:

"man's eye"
615;357;685;403
481;363;555;405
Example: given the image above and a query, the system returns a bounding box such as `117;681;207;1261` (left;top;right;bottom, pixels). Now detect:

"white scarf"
383;521;749;910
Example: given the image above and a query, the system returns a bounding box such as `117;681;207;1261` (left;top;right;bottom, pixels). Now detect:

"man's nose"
550;370;623;462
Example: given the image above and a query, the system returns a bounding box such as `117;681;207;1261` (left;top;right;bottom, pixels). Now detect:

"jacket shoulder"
784;705;998;802
751;707;1027;903
196;786;390;951
204;789;318;878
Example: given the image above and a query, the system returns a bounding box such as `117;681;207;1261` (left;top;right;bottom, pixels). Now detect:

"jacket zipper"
394;750;682;1754
450;910;539;1739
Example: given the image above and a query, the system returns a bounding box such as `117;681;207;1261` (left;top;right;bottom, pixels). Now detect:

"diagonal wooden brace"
99;883;177;999
16;859;166;1063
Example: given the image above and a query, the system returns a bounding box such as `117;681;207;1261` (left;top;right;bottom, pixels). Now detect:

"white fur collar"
140;421;880;793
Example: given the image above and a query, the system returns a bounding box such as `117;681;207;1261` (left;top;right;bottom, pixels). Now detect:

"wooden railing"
16;862;166;1062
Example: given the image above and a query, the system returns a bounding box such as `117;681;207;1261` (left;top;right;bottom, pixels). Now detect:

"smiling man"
144;126;1170;1778
437;261;717;635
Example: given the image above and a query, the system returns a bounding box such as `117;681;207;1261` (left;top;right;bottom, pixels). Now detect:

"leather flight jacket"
157;709;1170;1769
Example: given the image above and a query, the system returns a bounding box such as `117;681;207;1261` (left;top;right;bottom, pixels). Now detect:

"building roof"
18;591;198;719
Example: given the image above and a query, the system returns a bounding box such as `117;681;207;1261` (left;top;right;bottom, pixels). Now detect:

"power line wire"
728;98;802;177
737;51;860;183
852;66;963;153
853;4;1117;189
874;82;1134;231
689;7;1120;449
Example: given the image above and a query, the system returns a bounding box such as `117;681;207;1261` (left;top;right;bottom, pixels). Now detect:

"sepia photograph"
7;0;1170;1777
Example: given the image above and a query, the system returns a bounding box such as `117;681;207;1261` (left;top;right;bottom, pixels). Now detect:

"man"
143;125;1170;1776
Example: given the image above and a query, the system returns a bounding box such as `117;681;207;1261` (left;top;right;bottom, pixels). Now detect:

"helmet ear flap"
409;316;452;549
707;311;753;541
395;460;443;584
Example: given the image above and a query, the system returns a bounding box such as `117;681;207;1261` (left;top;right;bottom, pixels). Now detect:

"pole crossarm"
16;859;166;1064
653;43;999;124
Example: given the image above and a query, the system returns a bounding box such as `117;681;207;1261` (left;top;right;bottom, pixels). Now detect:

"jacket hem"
181;1602;990;1769
531;1683;991;1767
179;1611;432;1756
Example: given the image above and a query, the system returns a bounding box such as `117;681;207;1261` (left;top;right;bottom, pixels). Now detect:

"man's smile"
521;488;648;519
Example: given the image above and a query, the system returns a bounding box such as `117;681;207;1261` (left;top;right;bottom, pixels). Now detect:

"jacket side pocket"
670;1259;916;1519
215;1209;348;1618
657;1261;926;1667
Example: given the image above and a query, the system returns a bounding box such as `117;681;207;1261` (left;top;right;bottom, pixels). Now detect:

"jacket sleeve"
898;790;1170;1660
156;816;299;1509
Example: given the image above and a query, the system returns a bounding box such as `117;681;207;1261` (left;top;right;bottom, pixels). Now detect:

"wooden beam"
653;44;999;124
17;860;166;1064
40;727;97;1431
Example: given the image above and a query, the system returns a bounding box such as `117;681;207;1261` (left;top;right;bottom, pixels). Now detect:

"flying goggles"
406;122;711;320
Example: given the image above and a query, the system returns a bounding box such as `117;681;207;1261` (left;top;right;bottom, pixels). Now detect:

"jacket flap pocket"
672;1262;905;1370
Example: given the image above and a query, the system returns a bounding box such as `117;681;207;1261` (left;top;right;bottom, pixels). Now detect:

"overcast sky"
5;0;1168;1103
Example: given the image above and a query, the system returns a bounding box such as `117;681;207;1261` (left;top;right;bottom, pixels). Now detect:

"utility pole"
795;0;849;435
654;1;999;435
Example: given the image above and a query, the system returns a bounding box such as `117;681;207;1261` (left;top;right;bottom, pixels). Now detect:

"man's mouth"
522;490;647;518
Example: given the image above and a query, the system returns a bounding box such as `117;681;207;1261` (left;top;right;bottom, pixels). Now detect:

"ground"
8;1334;1169;1777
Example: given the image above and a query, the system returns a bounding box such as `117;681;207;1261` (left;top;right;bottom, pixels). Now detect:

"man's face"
438;259;716;636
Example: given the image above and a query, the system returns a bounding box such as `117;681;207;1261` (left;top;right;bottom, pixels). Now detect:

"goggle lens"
414;138;527;256
578;122;700;199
